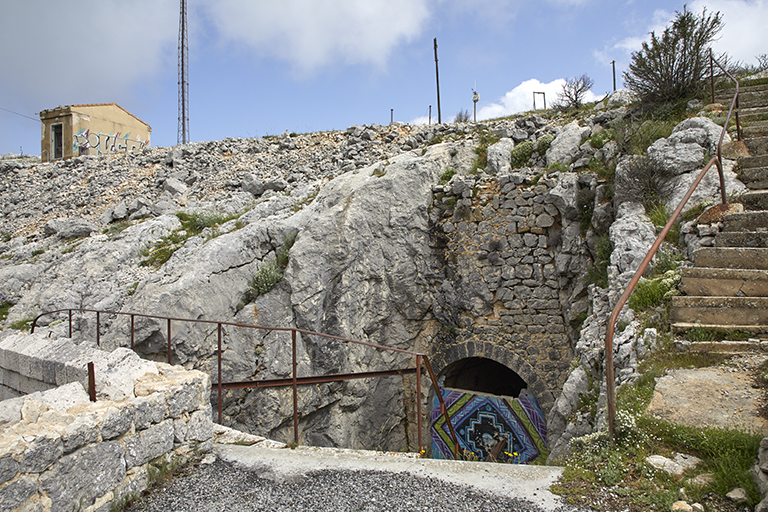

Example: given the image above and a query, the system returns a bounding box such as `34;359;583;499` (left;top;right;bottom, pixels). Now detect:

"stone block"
101;405;134;440
0;476;38;511
124;420;174;469
0;456;20;485
40;441;126;512
20;432;63;473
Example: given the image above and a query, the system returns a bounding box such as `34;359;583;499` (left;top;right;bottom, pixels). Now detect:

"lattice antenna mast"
177;0;189;145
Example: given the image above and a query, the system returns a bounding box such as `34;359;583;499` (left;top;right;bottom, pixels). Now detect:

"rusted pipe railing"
30;308;463;459
605;53;739;439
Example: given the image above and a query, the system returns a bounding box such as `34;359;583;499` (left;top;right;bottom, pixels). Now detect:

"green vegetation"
31;249;45;257
140;210;243;268
126;282;139;296
102;220;134;238
510;141;534;168
438;167;456;185
1;232;11;243
555;339;762;510
9;318;33;331
588;128;614;150
624;6;723;105
535;133;555;156
0;297;13;324
628;270;681;311
585;235;612;289
471;128;500;172
293;189;319;212
242;233;297;303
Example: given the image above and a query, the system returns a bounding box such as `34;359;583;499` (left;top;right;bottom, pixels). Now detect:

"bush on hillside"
558;74;594;111
624;6;723;105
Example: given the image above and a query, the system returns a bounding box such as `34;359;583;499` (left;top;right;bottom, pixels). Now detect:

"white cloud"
691;0;768;64
0;1;178;104
202;0;431;71
472;78;599;120
596;1;768;70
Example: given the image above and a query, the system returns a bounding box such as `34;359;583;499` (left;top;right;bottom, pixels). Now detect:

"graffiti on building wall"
72;129;148;156
431;387;548;464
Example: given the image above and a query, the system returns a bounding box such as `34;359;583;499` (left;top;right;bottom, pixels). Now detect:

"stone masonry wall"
0;332;213;512
427;170;596;415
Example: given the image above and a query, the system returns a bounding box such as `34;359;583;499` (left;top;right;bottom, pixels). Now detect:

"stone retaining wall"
0;332;213;512
428;170;598;414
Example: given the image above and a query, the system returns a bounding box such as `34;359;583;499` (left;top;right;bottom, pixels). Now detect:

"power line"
0;106;39;122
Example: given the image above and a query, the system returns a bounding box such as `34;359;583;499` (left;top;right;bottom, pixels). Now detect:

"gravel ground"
124;456;586;512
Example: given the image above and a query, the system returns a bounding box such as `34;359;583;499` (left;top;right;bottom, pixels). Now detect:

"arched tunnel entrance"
430;357;548;464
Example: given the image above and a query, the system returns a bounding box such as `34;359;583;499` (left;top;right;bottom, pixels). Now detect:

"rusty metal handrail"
31;307;463;459
605;52;739;439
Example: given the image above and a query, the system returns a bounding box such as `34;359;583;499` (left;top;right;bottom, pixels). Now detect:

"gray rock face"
486;138;515;174
647;117;731;177
546;121;591;167
609;202;656;275
39;441;126;512
42;218;99;239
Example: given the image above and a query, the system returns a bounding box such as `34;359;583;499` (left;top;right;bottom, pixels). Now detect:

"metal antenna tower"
177;0;189;145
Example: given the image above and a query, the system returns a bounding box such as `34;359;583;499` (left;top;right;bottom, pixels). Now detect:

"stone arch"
429;340;555;414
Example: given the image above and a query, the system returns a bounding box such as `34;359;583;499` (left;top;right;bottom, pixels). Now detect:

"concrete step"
740;154;768;169
745;136;768;155
694;246;768;269
744;121;768;138
671;296;768;325
670;338;768;353
741;190;768;211
679;267;768;297
715;231;768;248
723;211;768;231
739;106;768;123
740;166;768;189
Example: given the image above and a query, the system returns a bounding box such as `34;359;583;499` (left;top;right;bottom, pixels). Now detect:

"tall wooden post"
434;38;441;124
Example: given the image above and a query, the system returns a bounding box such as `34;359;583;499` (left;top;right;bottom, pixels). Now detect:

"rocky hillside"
0;92;745;453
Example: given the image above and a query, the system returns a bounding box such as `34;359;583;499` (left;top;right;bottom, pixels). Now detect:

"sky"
1;0;767;156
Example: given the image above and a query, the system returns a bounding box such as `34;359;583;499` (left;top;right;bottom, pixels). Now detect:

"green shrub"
585;235;612;288
471;129;500;172
535;134;555;156
0;298;13;323
624;6;723;105
628;270;681;311
244;261;283;301
589;129;614;150
438;167;456;185
510;141;534;168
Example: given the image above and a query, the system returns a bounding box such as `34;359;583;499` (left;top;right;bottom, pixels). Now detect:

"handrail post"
217;323;223;425
166;318;172;364
416;355;423;454
68;310;72;338
96;311;100;346
130;314;135;350
710;48;715;104
292;329;299;445
423;357;463;460
87;362;96;402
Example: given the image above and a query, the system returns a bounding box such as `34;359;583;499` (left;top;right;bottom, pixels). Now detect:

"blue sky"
1;0;767;156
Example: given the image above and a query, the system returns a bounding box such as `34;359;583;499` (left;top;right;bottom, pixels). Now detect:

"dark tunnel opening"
441;357;528;398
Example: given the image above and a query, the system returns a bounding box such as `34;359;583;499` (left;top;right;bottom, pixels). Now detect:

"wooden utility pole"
434;38;441;124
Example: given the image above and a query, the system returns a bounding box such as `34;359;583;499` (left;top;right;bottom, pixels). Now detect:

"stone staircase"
671;79;768;340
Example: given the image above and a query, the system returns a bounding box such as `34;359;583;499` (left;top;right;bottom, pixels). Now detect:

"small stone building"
39;102;151;162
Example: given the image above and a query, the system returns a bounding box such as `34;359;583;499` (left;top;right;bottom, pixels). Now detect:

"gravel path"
125;457;583;512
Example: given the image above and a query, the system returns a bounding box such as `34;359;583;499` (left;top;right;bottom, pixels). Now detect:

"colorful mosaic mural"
430;388;548;464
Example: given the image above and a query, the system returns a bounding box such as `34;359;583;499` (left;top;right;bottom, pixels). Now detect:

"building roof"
38;102;151;130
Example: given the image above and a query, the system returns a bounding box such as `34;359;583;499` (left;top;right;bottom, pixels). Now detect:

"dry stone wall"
427;170;599;413
0;332;213;512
